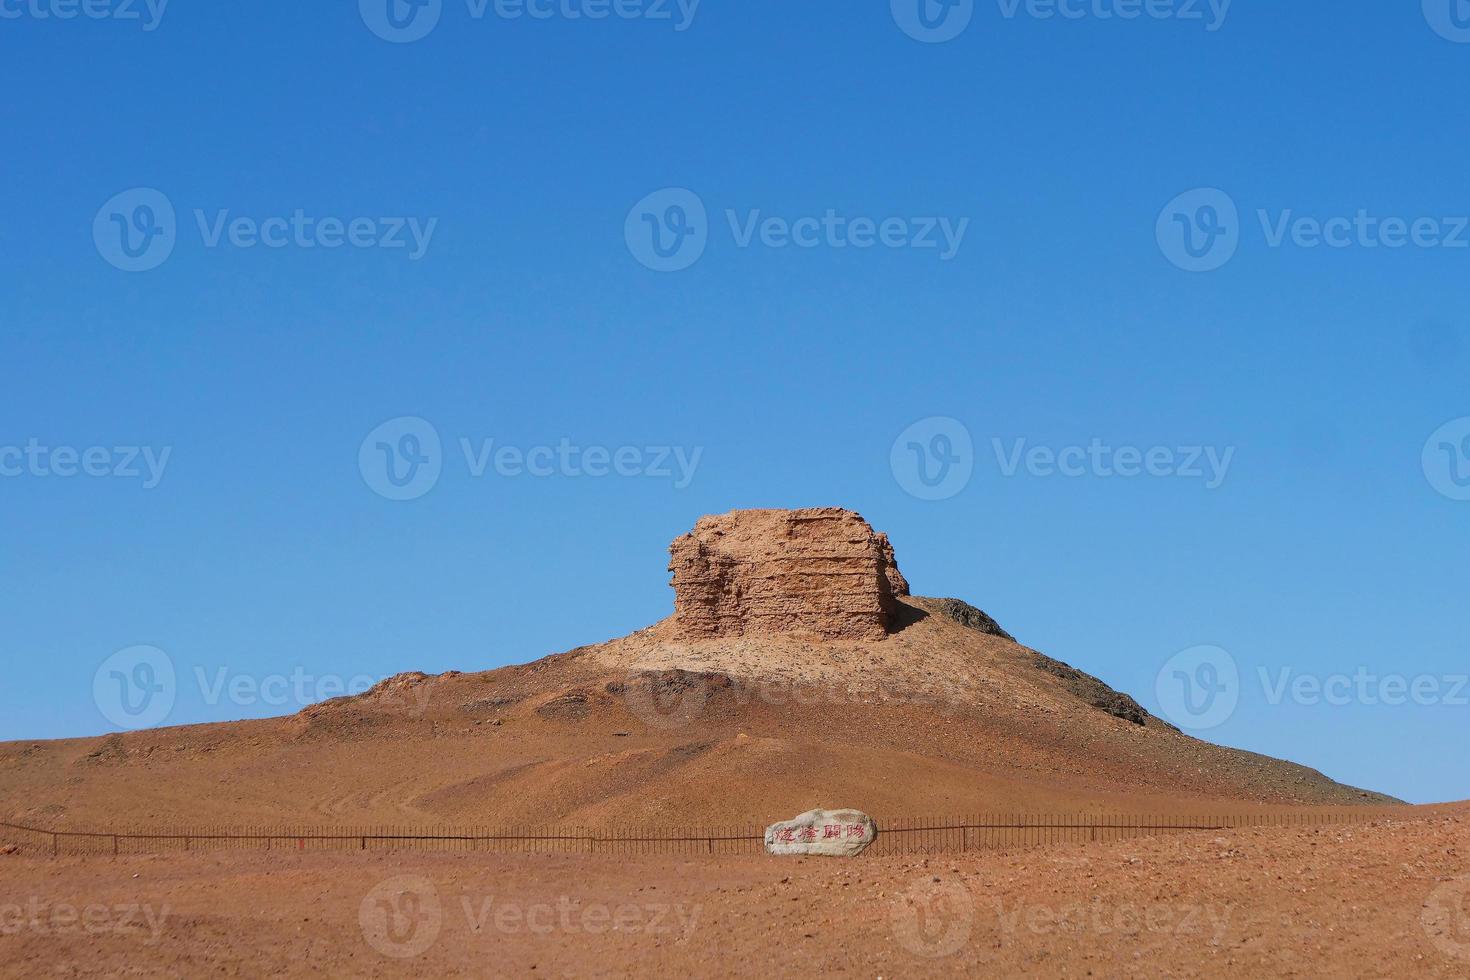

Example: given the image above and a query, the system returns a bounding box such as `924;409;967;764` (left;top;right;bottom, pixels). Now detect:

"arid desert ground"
3;806;1469;977
3;510;1462;977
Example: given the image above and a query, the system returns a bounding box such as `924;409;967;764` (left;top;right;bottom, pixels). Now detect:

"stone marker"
764;809;877;857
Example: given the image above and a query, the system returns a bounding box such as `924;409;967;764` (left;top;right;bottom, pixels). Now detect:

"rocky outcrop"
933;598;1147;725
929;597;1015;641
1028;651;1150;726
667;508;909;641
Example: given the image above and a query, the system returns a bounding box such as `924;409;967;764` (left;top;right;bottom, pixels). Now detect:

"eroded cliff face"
667;508;910;641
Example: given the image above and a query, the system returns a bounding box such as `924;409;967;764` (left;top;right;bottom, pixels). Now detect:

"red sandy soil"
0;598;1394;832
2;805;1466;978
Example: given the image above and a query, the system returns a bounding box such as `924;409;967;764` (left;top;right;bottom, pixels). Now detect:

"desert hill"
0;508;1396;830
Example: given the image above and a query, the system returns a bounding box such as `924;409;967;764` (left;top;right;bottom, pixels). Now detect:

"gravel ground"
2;805;1466;978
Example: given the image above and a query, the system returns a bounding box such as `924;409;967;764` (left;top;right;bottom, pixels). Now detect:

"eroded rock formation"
667;508;909;641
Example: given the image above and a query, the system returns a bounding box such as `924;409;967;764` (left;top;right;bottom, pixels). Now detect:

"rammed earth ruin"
667;508;910;641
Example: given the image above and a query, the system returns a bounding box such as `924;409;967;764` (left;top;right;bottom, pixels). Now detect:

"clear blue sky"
3;1;1468;804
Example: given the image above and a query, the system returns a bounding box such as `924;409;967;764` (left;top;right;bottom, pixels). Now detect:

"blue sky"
2;1;1468;804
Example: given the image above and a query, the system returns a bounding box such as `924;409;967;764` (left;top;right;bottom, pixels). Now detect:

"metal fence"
0;809;1383;859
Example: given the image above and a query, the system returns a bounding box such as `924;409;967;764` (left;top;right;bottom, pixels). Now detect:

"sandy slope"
1;806;1466;978
0;598;1393;831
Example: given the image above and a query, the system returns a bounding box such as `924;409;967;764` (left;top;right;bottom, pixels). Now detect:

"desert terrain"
2;806;1468;977
2;508;1448;977
0;510;1392;831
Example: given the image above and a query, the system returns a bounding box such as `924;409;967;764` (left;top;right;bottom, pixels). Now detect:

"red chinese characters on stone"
764;809;876;857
